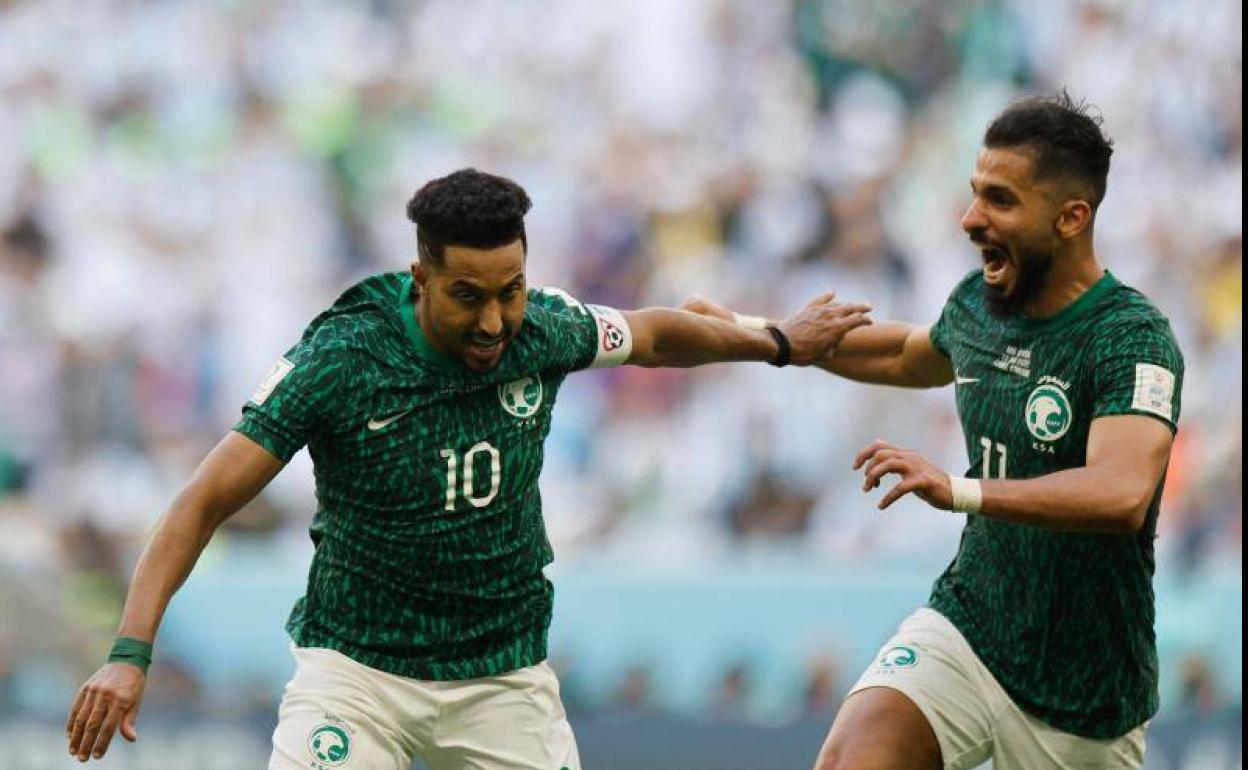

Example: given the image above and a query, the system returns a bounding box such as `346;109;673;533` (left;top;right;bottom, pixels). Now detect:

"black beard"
983;246;1055;318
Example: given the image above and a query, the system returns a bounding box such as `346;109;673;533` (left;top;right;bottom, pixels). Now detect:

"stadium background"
0;1;1239;768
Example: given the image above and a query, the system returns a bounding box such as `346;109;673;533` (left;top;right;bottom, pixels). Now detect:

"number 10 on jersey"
440;442;502;510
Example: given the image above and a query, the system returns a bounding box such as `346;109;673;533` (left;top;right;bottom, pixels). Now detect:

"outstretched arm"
624;292;872;368
66;432;284;762
681;297;951;388
855;415;1174;533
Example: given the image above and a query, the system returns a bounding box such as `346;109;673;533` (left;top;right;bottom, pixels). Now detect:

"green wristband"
108;637;153;674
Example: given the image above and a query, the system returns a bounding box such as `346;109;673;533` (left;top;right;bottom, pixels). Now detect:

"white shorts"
269;646;581;770
849;608;1147;770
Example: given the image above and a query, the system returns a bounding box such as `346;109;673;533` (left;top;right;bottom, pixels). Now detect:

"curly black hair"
984;90;1114;210
405;169;533;266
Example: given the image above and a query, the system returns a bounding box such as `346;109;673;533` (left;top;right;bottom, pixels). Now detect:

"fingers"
863;457;907;492
88;701;130;760
120;708;139;742
879;479;920;509
804;290;837;309
66;685;87;737
73;694;110;761
68;686;94;758
852;440;898;470
834;312;873;334
826;302;872;318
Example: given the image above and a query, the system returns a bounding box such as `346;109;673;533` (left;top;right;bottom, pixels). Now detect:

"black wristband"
765;325;791;367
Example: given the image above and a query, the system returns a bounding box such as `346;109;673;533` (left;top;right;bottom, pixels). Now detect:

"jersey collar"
1011;270;1119;333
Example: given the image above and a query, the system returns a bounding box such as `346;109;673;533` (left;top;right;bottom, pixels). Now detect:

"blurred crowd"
0;0;1240;728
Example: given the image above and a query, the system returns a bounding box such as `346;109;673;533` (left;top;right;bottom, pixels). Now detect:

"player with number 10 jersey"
237;272;635;681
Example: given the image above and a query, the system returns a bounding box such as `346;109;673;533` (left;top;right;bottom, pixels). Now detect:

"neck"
1022;242;1104;319
413;288;453;358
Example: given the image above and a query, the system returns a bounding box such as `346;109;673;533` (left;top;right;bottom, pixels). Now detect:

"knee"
812;733;854;770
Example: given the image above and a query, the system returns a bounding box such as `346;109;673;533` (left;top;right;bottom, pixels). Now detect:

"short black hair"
984;90;1114;210
405;168;532;266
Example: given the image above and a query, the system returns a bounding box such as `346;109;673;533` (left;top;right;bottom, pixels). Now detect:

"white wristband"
732;313;768;330
949;476;983;514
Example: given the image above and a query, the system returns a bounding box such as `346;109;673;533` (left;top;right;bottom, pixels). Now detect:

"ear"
1055;199;1093;240
413;261;428;291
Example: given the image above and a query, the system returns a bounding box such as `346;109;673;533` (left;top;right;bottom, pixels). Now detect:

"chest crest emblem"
1025;383;1073;442
498;376;544;418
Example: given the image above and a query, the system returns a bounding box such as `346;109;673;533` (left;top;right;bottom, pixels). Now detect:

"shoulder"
525;286;593;319
1091;281;1183;365
939;269;987;316
298;272;408;358
522;286;596;335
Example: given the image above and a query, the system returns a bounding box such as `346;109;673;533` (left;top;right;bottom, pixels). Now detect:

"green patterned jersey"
233;272;633;680
927;270;1184;738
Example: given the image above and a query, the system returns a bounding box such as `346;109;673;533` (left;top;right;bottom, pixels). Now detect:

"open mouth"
979;244;1011;287
465;336;506;365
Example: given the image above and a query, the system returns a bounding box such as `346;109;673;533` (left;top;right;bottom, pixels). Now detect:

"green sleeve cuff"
233;413;303;462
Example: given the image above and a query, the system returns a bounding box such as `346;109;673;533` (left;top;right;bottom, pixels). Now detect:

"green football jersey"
233;272;633;680
927;269;1184;738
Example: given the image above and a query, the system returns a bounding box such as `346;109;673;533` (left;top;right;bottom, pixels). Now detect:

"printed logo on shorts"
308;721;352;767
498;375;544;418
879;645;919;669
1025;383;1073;442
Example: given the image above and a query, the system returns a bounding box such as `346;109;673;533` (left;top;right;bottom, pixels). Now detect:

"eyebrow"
970;179;1019;199
448;274;525;291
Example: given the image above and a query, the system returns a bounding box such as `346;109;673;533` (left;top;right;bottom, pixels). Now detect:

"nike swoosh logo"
367;409;413;431
955;374;980;385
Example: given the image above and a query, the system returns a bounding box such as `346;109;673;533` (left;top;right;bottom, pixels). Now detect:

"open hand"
778;292;873;366
853;439;953;510
66;662;146;762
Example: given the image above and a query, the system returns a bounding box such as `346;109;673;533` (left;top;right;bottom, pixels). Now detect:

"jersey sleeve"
1090;317;1184;432
233;326;351;461
526;286;634;373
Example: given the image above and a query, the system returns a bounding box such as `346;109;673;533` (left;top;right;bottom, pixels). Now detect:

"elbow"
1111;489;1153;534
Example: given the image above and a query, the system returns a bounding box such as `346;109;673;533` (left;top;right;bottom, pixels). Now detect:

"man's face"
415;239;527;373
960;147;1064;316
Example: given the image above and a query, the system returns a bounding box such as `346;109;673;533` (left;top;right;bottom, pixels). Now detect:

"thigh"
813;686;943;770
994;707;1147;770
817;609;998;770
268;647;414;770
424;661;581;770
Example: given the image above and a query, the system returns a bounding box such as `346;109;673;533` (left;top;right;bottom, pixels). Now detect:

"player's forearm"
115;432;284;641
979;465;1154;534
819;323;951;388
627;307;777;368
116;502;222;641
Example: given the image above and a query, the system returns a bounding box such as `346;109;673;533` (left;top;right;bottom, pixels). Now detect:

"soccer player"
686;93;1183;770
65;169;872;768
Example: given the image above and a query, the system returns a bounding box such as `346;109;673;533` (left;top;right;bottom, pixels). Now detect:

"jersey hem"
926;596;1155;740
285;622;551;681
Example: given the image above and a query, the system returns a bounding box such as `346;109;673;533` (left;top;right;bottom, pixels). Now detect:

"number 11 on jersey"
979;436;1007;479
440;442;502;510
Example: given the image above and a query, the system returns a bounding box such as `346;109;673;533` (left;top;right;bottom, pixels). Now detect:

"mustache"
968;229;1001;249
466;330;509;345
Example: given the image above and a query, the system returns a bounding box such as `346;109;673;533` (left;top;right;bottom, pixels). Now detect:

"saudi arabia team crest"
307;720;352;767
1026;383;1073;442
498;375;544;418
